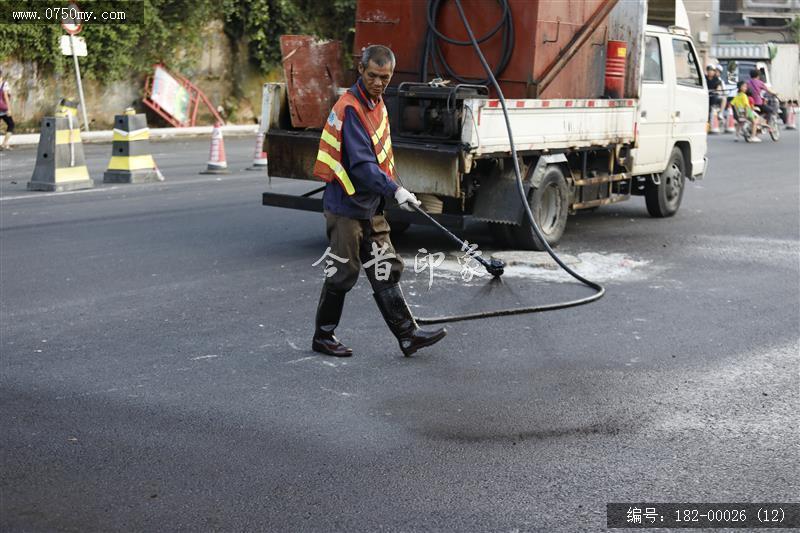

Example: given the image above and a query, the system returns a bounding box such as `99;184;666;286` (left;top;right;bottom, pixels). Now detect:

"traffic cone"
200;123;229;174
709;107;720;134
246;130;268;171
725;108;737;133
784;102;797;130
103;108;163;183
27;99;94;192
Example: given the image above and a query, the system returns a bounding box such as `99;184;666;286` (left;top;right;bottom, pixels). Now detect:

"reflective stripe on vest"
320;128;341;152
316;149;354;195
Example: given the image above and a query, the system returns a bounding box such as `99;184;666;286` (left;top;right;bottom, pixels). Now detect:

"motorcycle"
738;94;781;142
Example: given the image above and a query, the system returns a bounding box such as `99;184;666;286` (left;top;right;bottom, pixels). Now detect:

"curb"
9;124;259;147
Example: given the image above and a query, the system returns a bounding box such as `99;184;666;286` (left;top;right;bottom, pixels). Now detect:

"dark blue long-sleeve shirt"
322;80;398;220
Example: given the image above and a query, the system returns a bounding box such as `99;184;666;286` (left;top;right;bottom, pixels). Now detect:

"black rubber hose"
413;0;605;325
420;0;513;86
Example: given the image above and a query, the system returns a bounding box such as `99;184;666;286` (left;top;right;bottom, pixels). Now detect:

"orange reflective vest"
313;87;396;196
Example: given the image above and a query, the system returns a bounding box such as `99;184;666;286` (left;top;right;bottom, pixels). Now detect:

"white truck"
261;0;708;250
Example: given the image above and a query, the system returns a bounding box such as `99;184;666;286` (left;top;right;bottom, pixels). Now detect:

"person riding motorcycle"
746;69;778;121
731;81;761;142
706;65;724;110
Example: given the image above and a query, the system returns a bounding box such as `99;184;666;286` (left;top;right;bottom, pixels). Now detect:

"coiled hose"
421;0;514;85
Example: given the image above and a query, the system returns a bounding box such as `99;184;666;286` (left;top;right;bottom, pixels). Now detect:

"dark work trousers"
322;211;404;294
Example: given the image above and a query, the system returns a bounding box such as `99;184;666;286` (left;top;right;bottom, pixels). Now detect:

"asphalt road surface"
1;132;798;532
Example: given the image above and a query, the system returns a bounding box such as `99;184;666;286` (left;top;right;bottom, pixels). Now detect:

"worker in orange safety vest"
311;45;447;358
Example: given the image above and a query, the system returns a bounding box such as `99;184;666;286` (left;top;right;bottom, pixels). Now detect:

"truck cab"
634;25;708;180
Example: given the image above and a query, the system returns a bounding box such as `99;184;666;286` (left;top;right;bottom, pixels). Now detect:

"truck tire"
645;146;685;218
510;165;569;250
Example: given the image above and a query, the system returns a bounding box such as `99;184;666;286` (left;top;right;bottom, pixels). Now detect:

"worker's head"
358;45;395;100
750;68;760;80
706;65;717;78
737;81;748;93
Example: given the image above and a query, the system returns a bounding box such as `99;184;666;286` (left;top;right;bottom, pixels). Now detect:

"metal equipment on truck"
262;0;709;250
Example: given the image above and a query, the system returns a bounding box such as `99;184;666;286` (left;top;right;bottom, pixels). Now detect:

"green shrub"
0;0;357;78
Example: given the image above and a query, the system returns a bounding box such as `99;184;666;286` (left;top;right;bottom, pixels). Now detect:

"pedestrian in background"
310;44;447;358
0;69;15;151
706;65;724;109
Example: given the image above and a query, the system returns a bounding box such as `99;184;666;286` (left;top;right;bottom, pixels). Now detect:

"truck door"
670;37;707;164
636;34;671;173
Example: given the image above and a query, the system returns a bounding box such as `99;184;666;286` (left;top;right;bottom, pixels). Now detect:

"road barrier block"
27;102;94;192
103;109;162;183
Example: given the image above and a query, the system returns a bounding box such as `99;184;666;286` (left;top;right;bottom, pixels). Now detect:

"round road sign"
61;3;83;35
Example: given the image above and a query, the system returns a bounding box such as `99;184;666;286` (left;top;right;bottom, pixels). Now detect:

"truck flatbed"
466;98;637;155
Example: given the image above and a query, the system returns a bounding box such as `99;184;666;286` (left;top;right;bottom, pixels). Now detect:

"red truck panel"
353;0;622;99
280;35;344;129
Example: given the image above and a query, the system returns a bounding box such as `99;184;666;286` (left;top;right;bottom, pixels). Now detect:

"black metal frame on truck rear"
261;189;470;230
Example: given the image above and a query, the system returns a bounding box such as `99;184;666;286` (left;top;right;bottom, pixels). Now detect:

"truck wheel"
645;146;685;218
510;165;569;250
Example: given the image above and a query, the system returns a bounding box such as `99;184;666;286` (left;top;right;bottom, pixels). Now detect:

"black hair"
360;45;395;69
737;81;748;91
750;68;760;79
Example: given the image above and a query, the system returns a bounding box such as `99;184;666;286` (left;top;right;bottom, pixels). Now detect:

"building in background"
718;0;799;41
679;0;799;66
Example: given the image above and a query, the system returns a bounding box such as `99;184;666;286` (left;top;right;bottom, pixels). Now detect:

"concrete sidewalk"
7;124;259;147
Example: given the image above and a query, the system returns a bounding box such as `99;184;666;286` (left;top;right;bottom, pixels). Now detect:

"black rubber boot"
373;284;447;356
312;287;353;357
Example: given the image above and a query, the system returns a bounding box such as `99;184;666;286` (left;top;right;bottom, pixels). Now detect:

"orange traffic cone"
200;123;229;175
246;130;268;171
709;107;720;134
725;108;736;133
784;103;797;130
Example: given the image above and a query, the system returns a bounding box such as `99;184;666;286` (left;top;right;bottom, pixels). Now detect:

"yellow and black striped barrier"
103;108;163;183
27;99;94;192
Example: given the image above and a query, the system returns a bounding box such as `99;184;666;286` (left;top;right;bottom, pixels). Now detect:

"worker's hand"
395;187;421;212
